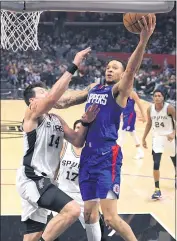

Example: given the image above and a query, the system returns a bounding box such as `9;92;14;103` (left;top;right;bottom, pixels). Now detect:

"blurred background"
1;8;176;104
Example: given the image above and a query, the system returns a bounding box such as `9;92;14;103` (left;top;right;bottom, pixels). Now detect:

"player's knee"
103;214;115;227
84;202;99;224
104;213;122;228
62;200;81;221
152;152;161;170
154;160;160;170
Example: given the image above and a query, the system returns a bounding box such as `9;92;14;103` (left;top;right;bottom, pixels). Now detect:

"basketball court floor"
1;99;176;239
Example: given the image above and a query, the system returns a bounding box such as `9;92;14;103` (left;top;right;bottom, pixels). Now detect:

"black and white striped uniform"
16;114;64;224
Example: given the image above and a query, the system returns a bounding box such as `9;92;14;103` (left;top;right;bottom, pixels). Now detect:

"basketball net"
1;10;42;52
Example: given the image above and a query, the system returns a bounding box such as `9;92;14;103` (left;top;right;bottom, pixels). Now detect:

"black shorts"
23;185;73;235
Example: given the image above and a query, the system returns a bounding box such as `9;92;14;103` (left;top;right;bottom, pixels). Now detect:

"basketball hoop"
1;10;42;52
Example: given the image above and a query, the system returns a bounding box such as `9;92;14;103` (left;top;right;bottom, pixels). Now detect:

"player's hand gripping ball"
123;13;156;34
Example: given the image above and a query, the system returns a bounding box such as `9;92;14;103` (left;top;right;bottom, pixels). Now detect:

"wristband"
81;121;90;127
67;63;78;75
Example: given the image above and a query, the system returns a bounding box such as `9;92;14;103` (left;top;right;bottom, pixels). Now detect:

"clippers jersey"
58;142;80;193
122;97;136;132
123;97;135;115
151;103;174;136
21;114;64;180
85;84;123;148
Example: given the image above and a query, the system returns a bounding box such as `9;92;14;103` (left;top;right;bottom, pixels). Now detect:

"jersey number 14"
49;135;60;148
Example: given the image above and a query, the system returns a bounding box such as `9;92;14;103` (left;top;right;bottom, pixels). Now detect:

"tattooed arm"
54;83;96;109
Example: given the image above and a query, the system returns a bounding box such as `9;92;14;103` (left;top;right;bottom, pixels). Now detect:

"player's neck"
155;103;164;111
72;145;82;156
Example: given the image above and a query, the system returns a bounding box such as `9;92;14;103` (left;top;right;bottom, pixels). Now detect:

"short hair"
23;81;47;106
153;89;166;99
106;58;126;71
73;119;82;130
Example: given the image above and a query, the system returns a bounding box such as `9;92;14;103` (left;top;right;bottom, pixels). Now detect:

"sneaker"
152;189;162;199
134;151;144;159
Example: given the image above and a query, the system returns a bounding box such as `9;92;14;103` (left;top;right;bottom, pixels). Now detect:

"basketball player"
16;47;100;241
142;89;176;199
55;15;156;241
53;119;106;241
118;90;146;159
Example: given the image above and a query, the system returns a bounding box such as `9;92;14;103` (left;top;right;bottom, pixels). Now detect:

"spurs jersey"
58;141;80;193
21;113;64;180
151;103;174;136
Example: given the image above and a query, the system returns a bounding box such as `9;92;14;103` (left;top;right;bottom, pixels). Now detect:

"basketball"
123;13;156;34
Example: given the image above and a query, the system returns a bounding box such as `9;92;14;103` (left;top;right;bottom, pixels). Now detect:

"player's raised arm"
132;91;146;122
142;106;152;148
59;104;100;147
26;47;91;119
54;83;97;109
112;14;156;107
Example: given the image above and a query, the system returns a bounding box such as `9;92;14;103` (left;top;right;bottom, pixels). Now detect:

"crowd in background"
1;9;176;104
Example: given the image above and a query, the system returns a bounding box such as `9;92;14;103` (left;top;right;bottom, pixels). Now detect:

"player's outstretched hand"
139;14;156;43
81;103;100;124
142;138;148;149
73;47;91;67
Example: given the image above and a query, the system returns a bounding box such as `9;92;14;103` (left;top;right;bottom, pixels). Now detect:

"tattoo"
54;85;93;109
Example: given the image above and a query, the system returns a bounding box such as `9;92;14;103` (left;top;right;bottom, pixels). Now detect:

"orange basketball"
123;13;156;34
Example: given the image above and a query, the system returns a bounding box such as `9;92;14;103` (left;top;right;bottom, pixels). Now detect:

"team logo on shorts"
126;126;130;131
113;184;120;194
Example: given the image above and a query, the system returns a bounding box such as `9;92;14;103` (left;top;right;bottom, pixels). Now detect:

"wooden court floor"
1;100;176;239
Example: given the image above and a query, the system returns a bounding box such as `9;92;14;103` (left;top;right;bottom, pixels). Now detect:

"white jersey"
20;113;64;179
16;113;64;224
151;103;174;137
58;141;80;193
54;142;86;228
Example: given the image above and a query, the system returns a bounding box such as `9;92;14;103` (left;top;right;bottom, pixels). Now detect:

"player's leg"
118;114;128;147
130;130;144;159
84;200;102;241
100;145;137;241
79;178;102;241
100;198;137;241
37;185;80;241
128;112;144;159
152;150;162;199
117;130;127;147
23;219;44;241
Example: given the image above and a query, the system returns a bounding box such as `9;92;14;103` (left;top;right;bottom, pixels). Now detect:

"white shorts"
53;191;85;228
16;167;50;224
152;135;176;156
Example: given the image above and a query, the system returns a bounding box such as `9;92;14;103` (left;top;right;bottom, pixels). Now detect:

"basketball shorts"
152;135;176;157
122;111;136;132
16;166;73;232
79;144;122;201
